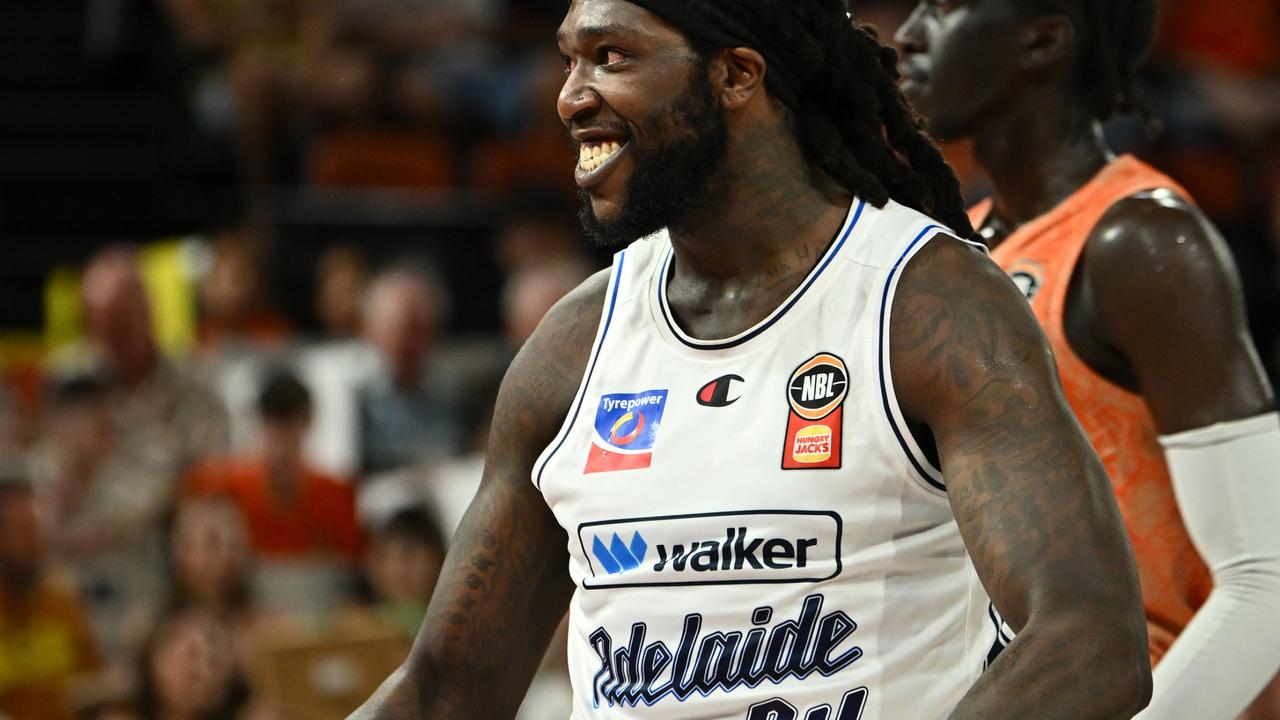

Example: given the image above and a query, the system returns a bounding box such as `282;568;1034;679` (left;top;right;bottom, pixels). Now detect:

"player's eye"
598;47;628;67
560;53;574;75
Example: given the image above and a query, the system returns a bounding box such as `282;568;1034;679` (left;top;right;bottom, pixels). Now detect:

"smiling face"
557;0;729;250
895;0;1031;140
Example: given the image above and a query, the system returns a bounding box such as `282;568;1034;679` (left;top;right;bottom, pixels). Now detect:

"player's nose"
558;67;601;126
894;5;928;56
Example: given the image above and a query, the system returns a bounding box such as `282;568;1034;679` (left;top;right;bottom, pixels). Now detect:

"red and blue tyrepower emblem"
584;389;668;474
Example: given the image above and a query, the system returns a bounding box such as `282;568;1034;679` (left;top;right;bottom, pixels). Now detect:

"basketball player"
350;1;1153;718
896;2;1280;718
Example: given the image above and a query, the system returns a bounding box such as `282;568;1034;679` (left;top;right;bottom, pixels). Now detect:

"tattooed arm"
349;270;611;720
889;237;1151;719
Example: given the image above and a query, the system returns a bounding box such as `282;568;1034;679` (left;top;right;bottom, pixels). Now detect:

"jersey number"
745;687;868;720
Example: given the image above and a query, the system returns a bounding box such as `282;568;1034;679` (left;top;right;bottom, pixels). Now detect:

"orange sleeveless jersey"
971;155;1213;664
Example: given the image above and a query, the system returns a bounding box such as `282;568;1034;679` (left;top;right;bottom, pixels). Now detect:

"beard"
578;75;730;252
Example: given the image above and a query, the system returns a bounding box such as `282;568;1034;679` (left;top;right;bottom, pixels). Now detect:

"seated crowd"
0;231;591;720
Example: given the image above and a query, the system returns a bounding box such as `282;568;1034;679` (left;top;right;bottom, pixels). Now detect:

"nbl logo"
788;355;848;420
1007;259;1045;303
782;353;848;469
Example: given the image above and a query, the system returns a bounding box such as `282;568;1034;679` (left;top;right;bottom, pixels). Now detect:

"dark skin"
349;1;1149;717
895;0;1274;433
898;1;1276;716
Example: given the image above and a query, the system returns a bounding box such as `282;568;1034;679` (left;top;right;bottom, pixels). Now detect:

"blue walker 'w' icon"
591;532;648;575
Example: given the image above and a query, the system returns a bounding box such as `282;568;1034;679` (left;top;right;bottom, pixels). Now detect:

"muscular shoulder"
489;268;612;465
1082;191;1272;430
889;236;1053;424
1083;190;1240;305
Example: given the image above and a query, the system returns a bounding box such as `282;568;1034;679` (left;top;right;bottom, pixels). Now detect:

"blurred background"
0;1;1276;719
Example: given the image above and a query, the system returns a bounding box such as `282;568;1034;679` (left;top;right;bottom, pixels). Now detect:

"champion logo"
696;374;744;407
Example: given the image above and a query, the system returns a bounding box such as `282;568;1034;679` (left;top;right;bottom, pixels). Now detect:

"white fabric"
534;198;996;720
1137;413;1280;719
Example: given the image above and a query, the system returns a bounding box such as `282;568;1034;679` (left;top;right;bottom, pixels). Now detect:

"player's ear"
716;46;767;109
1018;14;1076;72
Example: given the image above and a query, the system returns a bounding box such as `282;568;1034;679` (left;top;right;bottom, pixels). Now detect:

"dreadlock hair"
1035;0;1160;132
683;0;973;236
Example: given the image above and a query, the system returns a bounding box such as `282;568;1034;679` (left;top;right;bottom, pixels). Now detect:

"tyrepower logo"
584;389;668;474
578;510;842;589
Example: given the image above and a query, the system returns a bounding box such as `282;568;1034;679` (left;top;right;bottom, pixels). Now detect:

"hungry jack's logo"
584;390;668;474
782;353;847;469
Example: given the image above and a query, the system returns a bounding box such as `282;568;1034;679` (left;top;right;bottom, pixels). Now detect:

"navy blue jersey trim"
879;225;947;492
535;252;626;489
657;199;867;350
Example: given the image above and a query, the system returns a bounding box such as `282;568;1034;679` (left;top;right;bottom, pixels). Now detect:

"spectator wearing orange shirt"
184;370;363;564
0;477;100;720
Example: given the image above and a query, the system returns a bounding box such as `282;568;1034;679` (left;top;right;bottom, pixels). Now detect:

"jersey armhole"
531;252;628;490
877;225;984;496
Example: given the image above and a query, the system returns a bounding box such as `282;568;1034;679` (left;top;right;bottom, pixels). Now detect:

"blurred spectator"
134;609;248;720
345;508;445;639
0;477;100;720
501;258;594;350
184;370;363;564
492;189;589;275
357;266;462;475
197;230;291;354
28;374;115;559
167;499;253;617
152;498;272;713
193;230;295;453
0;365;45;462
467;57;576;196
297;245;374;480
188;0;330;200
314;245;369;342
42;248;230;658
77;245;230;486
300;0;501;191
421;251;583;541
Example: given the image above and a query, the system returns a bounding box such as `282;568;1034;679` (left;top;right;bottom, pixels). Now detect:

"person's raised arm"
890;237;1151;720
349;270;612;720
1083;193;1280;720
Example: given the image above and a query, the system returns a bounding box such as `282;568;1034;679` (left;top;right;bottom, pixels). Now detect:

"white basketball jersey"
534;198;999;720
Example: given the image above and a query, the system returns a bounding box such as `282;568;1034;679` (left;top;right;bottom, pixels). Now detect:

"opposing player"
350;1;1152;718
896;2;1280;717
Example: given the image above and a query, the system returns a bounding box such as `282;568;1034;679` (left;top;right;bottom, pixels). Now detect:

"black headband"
624;0;803;110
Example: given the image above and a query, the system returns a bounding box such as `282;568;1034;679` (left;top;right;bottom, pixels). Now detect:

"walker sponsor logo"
578;510;842;589
584;389;668;474
588;594;863;708
782;353;847;469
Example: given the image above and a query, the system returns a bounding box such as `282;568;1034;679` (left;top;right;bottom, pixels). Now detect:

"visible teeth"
578;140;624;171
